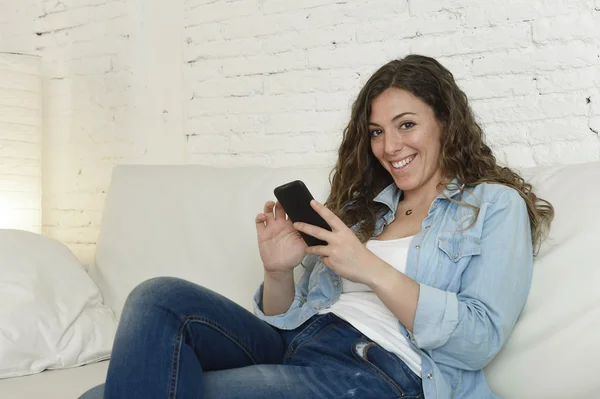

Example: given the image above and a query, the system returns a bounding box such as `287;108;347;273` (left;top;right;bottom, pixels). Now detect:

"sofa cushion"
0;230;117;379
0;360;109;399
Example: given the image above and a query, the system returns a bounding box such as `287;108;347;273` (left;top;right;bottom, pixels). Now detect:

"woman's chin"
391;176;418;192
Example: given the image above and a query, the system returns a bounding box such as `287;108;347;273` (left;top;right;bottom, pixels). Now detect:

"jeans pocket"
283;313;338;359
351;340;423;399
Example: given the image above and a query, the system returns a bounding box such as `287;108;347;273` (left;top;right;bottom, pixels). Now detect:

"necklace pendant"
405;209;413;216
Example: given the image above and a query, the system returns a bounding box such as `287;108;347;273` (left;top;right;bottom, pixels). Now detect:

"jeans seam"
352;347;404;397
168;315;262;398
168;317;186;399
284;315;343;359
193;316;262;362
352;340;423;398
283;314;327;358
288;323;340;357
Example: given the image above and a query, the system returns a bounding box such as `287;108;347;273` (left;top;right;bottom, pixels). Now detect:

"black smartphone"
273;180;332;247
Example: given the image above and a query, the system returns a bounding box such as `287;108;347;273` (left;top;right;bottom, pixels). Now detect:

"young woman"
82;54;553;399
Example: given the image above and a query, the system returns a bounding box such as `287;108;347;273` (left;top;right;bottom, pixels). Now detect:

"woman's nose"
384;134;403;155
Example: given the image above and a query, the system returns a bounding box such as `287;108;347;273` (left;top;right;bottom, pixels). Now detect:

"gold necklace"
399;193;413;216
399;197;413;216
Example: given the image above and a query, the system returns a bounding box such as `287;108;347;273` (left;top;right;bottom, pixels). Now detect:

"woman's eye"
400;122;415;130
369;129;383;137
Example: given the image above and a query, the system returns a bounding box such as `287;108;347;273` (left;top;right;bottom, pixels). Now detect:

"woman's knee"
120;277;191;319
121;277;216;317
127;276;181;302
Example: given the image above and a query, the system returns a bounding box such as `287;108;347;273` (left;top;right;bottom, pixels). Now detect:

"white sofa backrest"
486;161;600;397
90;165;332;320
89;160;600;399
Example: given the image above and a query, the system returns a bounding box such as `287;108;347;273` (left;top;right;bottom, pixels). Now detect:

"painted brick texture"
1;0;599;262
183;0;600;171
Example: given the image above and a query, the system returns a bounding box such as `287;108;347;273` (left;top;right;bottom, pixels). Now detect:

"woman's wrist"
262;269;295;316
264;269;295;283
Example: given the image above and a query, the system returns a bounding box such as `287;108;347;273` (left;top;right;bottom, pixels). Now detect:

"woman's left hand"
293;200;380;286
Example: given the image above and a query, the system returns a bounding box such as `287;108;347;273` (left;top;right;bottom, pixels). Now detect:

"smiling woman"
327;55;553;250
368;91;443;193
80;55;554;399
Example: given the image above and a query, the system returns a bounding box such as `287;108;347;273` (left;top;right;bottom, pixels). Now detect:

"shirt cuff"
252;281;299;326
413;283;459;349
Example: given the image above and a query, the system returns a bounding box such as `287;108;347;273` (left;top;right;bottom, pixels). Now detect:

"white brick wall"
184;0;600;172
0;2;39;54
2;0;600;262
34;0;134;263
0;53;42;233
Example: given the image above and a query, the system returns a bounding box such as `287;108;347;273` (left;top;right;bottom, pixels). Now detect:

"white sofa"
1;160;600;398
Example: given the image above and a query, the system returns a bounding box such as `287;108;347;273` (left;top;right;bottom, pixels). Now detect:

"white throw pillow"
0;229;117;379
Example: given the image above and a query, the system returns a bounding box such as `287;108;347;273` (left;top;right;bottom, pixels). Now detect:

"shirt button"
425;226;430;229
427;373;433;379
333;280;339;286
415;245;420;249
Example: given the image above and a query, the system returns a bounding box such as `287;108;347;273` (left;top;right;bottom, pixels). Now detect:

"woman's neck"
400;174;447;210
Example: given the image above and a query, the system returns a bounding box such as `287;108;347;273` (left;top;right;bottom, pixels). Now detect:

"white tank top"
319;235;422;376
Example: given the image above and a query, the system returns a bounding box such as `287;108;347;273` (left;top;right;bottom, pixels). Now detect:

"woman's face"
369;87;444;193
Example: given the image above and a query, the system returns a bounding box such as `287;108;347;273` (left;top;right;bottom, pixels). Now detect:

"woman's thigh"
203;363;394;399
112;277;286;370
82;361;415;399
94;277;287;398
81;313;423;399
281;313;423;399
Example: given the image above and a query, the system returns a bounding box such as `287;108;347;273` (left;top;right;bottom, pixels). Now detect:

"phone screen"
273;180;331;246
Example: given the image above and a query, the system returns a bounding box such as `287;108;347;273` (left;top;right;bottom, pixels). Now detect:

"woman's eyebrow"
369;112;417;126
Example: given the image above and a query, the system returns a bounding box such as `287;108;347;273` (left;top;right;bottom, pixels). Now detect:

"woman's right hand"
255;201;308;275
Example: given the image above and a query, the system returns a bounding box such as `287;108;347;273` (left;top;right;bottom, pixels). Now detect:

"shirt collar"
373;177;464;214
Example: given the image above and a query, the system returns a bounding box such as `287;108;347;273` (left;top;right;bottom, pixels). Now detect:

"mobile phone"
273;180;332;247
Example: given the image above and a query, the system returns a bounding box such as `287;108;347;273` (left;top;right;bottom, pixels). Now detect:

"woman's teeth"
392;155;415;168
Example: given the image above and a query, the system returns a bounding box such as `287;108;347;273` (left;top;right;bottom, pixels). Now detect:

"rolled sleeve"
252;254;319;328
413;284;459;349
412;189;534;370
252;281;301;324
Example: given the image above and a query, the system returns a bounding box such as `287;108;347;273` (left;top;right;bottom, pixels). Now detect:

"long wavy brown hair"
325;54;554;254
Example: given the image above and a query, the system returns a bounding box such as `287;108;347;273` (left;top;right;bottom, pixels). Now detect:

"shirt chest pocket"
434;233;482;291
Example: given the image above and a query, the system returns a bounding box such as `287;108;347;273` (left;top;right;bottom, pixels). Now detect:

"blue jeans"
80;277;423;399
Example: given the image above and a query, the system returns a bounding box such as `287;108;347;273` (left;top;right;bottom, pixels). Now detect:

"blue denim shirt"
253;180;533;399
